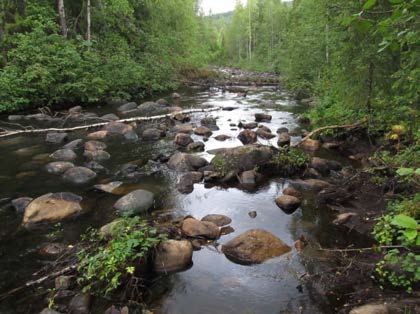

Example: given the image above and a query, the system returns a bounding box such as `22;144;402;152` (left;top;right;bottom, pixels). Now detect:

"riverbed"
0;77;360;314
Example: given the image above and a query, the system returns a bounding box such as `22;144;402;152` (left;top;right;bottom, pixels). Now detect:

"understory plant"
373;194;420;292
77;217;165;296
268;147;310;176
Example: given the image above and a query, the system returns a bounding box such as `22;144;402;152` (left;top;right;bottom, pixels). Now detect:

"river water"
0;83;354;313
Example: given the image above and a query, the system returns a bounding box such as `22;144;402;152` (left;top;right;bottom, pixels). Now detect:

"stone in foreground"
114;189;154;215
222;229;290;264
154;240;193;273
275;195;301;214
22;192;83;228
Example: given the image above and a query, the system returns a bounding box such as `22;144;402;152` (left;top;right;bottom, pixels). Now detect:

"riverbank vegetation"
219;0;419;294
0;0;218;112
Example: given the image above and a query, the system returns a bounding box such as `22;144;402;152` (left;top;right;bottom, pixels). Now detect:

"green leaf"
415;168;420;175
388;0;404;3
402;229;418;241
392;214;418;229
363;0;377;10
396;168;414;176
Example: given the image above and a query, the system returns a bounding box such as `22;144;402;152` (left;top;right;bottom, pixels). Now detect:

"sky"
200;0;291;15
200;0;246;15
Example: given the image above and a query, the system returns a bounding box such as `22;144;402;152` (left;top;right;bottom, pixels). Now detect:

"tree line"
0;0;218;112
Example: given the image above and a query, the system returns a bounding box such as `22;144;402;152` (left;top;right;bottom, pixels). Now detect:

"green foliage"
0;0;214;112
269;147;310;175
77;217;165;296
373;194;420;292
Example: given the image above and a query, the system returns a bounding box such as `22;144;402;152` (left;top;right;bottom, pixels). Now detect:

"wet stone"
248;211;257;218
275;195;301;214
181;218;220;239
153;240;193;273
46;133;68;145
39;243;68;258
201;214;232;227
84;140;107;151
94;181;123;194
187;141;205;152
114;189;155;215
46;161;75;175
62;167;97;185
63;139;84;151
220;225;235;236
68;293;92;314
238;130;257;145
50;149;77;161
175;133;193;147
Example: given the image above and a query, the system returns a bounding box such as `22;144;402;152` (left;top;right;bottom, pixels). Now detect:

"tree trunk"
57;0;67;38
86;0;91;41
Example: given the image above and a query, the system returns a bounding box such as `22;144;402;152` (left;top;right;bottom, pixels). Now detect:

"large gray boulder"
113;189;155;215
222;229;290;264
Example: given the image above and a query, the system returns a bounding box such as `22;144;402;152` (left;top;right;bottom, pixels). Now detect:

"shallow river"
0;84;355;313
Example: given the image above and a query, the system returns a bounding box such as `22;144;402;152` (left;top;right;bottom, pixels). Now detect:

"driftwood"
292;120;366;147
0;107;220;138
0;265;77;301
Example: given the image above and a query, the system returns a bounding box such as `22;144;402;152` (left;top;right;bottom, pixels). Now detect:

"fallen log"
291;120;366;147
0;107;221;138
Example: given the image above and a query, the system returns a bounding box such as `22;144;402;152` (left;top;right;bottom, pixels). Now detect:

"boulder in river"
277;132;291;147
201;214;231;227
46;133;68;145
187;141;205;152
137;101;170;116
290;179;331;192
194;126;213;137
62;167;97;185
63;139;84;151
300;138;320;151
154;240;193;273
175;133;193;147
221;229;291;264
84;140;107;151
172;124;193;134
83;149;111;161
102;121;138;141
200;117;219;130
168;152;209;172
101;113;119;121
238;129;257;144
50;149;77;161
22;192;83;228
215;134;231;141
275;195;301;214
113;189;155;215
117;102;137;112
176;171;203;193
181;218;220;239
240;122;258;129
45;161;75;175
86;130;108;140
256;128;275;139
255;113;272;122
283;186;300;197
142;128;164;141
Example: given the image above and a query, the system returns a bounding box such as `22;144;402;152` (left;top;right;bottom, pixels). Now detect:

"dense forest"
0;0;418;312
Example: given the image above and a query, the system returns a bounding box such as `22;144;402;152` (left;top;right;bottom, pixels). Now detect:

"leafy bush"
268;147;310;175
77;217;165;296
373;194;420;292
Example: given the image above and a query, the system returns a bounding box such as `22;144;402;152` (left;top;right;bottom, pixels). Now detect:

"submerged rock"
117;102;137;112
22;192;83;228
63;139;84;150
62;167;97;185
222;229;290;264
176;171;203;194
102;121;138;141
11;197;33;214
300;138;320;151
84;140;107;151
187;141;205;152
172;124;193;134
154;240;193;273
142;128;164;141
45;161;75;175
215;134;231;141
46;133;68;145
86;130;108;140
114;189;154;215
240;122;258;129
83;150;110;161
201;214;231;227
39;242;68;258
200;117;219;130
94;181;123;194
181;218;220;239
50;149;77;161
290;179;331;192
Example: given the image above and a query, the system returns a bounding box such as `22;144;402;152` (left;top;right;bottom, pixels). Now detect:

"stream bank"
0;68;416;314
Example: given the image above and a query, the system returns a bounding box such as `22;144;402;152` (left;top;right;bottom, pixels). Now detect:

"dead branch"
0;264;77;301
317;245;407;253
292;120;367;147
0;107;220;138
